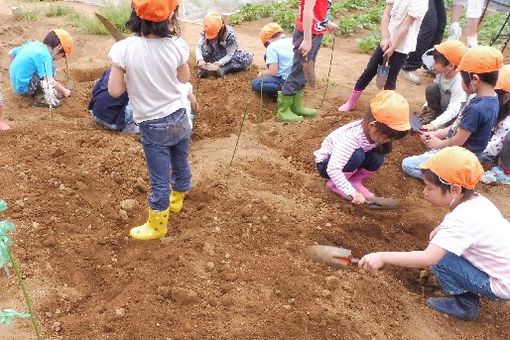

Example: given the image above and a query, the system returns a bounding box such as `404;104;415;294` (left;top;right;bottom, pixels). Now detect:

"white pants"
452;0;484;18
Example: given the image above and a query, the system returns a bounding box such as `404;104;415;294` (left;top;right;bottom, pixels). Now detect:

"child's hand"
62;88;71;97
358;253;384;273
326;21;337;33
383;45;395;60
423;134;443;149
380;37;391;51
421;123;434;131
197;60;206;68
189;93;199;113
299;39;312;57
350;191;366;205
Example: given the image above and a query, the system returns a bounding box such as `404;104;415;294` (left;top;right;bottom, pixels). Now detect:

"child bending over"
109;0;191;240
314;90;409;205
195;12;253;78
418;40;467;131
9;29;74;108
402;46;502;179
251;23;294;100
360;146;510;320
339;0;428;112
89;68;138;134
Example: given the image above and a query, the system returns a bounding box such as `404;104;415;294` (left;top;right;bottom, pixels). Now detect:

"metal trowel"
95;13;127;42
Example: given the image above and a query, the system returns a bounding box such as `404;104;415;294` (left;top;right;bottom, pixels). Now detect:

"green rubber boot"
277;92;303;122
291;90;316;117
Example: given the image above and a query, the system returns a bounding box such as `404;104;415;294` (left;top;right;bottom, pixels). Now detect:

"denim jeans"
401;150;438;179
139;108;191;211
281;29;323;95
316;148;385;178
251;76;285;96
432;252;506;300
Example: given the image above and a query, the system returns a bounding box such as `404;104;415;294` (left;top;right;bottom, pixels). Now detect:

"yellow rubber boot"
129;207;169;240
169;191;186;213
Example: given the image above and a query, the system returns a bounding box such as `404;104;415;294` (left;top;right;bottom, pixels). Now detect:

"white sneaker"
402;70;421;85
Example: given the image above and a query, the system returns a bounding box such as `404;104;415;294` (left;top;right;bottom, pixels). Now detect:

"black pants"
354;45;407;91
402;0;447;71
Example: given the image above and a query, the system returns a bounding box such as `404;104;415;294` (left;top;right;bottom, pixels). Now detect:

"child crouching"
314;90;410;205
359;146;510;320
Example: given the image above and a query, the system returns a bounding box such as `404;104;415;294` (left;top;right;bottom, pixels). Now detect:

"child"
314;90;410;205
8;29;73;107
449;0;484;48
251;23;294;99
418;40;467;130
195;12;253;78
402;46;502;179
338;0;428;112
108;0;191;240
89;68;138;133
278;0;337;122
359;146;510;320
480;65;510;184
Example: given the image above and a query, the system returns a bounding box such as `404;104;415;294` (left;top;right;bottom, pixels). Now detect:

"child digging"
108;0;191;240
402;46;502;179
338;0;428;112
195;12;253;78
417;40;467;131
251;23;294;100
314;90;410;205
8;29;74;108
360;146;510;320
277;0;337;122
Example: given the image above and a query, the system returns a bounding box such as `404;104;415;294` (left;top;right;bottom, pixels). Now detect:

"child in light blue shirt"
252;23;294;99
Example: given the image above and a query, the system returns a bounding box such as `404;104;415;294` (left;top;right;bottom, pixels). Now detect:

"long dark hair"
126;6;181;37
496;89;510;125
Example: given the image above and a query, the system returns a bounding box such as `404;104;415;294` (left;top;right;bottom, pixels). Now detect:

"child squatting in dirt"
314;90;410;205
8;29;74;108
195;12;253;78
359;146;510;320
108;0;192;240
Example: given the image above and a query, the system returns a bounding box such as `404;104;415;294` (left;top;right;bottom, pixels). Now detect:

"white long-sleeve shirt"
314;120;377;195
482;116;510;158
429;72;467;129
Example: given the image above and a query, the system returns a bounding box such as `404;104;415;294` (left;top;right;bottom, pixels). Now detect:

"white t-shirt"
109;36;190;123
387;0;429;54
431;195;510;299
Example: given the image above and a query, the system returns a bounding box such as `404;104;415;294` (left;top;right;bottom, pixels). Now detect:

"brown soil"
1;1;510;339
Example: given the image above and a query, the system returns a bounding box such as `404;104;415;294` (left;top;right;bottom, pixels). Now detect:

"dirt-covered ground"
1;1;510;339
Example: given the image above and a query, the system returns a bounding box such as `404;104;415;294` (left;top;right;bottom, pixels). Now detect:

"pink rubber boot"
338;89;362;112
325;172;355;198
348;168;375;199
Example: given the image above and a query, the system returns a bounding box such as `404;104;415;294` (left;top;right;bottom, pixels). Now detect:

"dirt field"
1;1;510;339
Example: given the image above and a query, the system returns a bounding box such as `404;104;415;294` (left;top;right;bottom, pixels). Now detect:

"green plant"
12;7;40;21
45;5;73;17
478;11;509;47
357;33;380;54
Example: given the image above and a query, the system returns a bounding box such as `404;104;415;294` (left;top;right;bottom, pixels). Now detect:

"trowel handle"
332;256;360;266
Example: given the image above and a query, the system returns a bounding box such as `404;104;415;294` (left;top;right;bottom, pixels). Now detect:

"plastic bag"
0;309;31;327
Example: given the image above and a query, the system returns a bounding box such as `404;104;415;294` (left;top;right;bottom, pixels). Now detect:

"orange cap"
203;12;223;40
457;45;503;74
495;64;510;92
132;0;181;22
53;29;74;57
260;23;284;45
420;146;483;189
434;40;466;66
369;90;411;131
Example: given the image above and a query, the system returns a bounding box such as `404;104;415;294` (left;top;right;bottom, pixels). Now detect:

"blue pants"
251;76;285;96
139;108;191;211
91;103;138;133
316;148;384;179
402;150;438;179
432;252;506;300
281;29;323;95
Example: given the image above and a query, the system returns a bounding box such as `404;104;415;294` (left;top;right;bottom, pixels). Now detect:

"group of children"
1;0;509;323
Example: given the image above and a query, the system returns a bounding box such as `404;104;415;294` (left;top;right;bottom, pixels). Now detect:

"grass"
357;33;380;54
12;7;40;21
45;5;74;18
